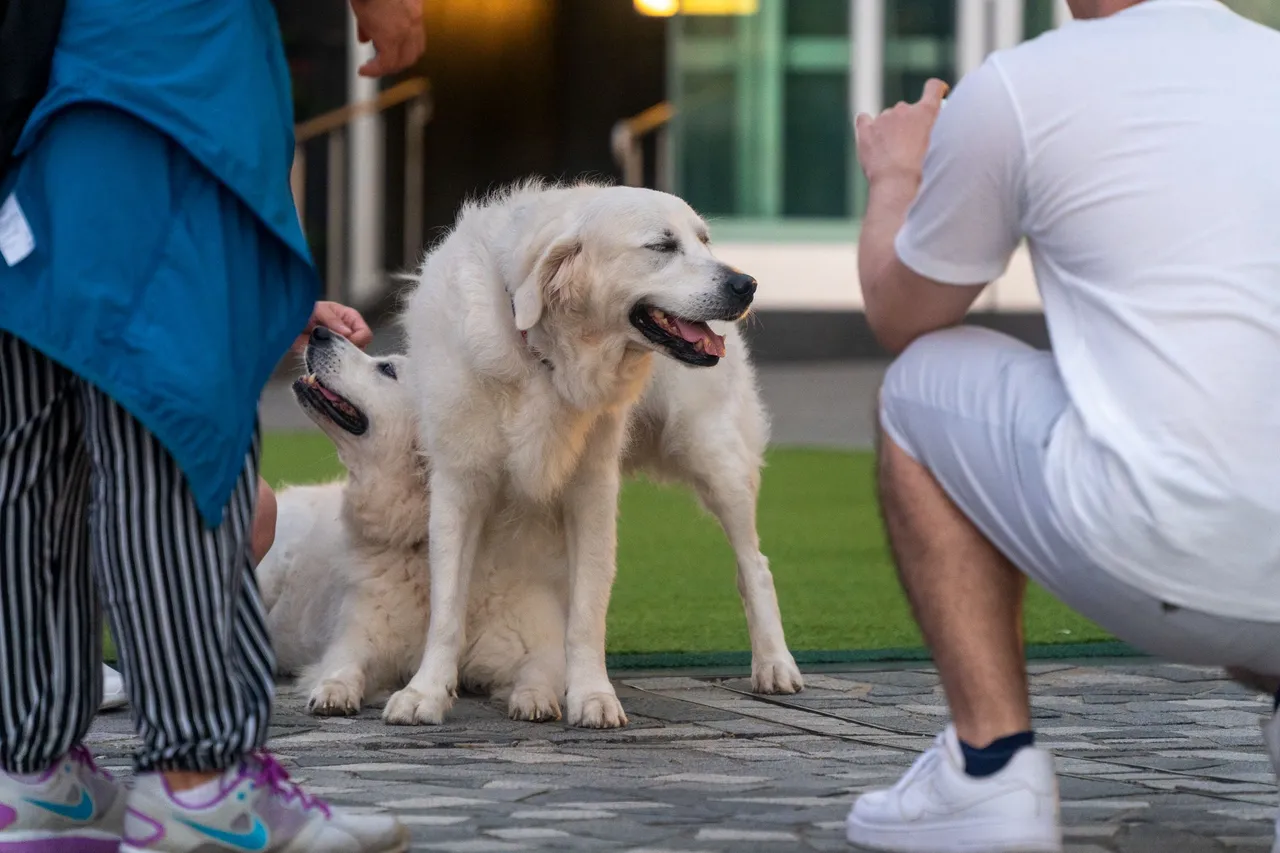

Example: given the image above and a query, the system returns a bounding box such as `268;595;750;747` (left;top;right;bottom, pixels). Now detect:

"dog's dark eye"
377;362;398;380
646;238;679;254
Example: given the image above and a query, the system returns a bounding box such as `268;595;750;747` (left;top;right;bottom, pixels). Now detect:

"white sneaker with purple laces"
121;751;408;853
0;745;127;853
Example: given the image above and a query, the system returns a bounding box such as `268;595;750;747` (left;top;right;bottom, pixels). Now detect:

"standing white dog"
259;320;803;722
386;181;799;729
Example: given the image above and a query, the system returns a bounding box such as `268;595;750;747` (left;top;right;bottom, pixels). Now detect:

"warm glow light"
680;0;759;13
634;0;759;16
634;0;679;16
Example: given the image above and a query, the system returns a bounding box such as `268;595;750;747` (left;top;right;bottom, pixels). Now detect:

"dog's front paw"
567;689;628;729
308;679;363;717
507;685;562;723
751;654;804;695
382;685;453;726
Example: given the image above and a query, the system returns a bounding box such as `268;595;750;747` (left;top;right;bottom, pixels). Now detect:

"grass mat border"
105;641;1143;669
605;641;1145;671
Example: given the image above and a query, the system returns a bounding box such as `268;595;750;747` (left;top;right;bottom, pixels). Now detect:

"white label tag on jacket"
0;194;35;267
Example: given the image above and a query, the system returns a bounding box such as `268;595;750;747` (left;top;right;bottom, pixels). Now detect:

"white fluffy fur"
259;182;803;725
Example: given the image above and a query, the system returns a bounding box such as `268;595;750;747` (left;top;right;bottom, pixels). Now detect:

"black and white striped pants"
0;331;276;774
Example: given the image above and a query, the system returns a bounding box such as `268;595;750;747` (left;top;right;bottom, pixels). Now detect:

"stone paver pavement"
89;659;1279;852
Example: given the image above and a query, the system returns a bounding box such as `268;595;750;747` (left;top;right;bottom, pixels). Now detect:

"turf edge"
104;641;1144;669
605;641;1145;671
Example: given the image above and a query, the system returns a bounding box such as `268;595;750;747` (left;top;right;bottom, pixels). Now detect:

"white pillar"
955;0;987;79
994;0;1023;51
347;11;384;307
1054;0;1073;27
851;0;884;118
956;0;1022;80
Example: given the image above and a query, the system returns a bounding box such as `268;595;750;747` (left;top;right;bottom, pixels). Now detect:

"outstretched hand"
854;78;950;186
291;301;373;355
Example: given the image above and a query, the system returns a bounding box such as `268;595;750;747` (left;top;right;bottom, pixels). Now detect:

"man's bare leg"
877;429;1031;749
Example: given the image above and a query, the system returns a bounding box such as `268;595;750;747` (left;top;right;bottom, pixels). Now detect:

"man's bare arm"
857;175;986;355
854;80;988;355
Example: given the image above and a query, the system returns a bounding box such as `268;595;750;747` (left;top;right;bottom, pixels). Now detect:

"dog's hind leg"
304;645;370;718
502;587;568;723
503;651;565;723
681;450;804;695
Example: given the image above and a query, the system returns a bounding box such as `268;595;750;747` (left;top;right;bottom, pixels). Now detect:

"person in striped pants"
0;0;423;850
0;302;397;853
93;304;369;718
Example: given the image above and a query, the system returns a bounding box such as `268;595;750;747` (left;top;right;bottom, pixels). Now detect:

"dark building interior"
273;0;667;275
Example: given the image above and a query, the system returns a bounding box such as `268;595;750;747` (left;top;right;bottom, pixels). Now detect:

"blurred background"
273;0;1280;364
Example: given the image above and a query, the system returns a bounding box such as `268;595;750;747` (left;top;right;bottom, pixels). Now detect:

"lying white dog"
382;180;801;729
256;328;427;714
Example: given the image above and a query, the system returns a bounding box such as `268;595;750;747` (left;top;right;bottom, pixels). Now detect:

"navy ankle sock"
959;730;1036;778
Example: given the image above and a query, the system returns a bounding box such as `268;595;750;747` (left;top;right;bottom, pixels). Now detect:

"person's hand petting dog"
292;301;373;355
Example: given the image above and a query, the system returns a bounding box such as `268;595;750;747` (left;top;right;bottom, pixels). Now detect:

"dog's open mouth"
629;305;727;367
292;374;369;435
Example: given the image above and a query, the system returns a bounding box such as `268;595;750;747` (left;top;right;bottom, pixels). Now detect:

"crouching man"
846;1;1280;851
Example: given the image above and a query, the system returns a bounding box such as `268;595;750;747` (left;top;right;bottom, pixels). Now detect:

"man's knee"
250;477;277;566
878;326;1038;461
877;328;965;461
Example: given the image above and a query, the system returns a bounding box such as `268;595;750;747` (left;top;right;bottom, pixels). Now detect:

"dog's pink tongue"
672;318;727;358
317;386;342;403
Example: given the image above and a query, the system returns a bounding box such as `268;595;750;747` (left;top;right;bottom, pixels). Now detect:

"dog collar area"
512;300;554;371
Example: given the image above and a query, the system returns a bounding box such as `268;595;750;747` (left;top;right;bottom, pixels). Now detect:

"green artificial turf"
258;433;1113;656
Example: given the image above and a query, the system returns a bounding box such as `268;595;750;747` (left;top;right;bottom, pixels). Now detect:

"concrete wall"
715;239;1042;312
715;239;1048;361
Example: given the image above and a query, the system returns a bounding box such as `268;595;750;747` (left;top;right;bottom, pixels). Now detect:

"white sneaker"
1260;709;1280;853
0;745;128;852
846;724;1062;852
100;664;128;712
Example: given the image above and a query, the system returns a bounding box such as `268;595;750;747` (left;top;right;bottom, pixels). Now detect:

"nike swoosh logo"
176;815;269;852
25;788;94;821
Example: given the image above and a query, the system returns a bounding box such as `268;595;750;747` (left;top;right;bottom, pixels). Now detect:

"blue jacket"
0;0;319;526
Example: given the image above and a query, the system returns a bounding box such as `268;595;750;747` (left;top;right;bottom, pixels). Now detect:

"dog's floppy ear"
513;236;582;332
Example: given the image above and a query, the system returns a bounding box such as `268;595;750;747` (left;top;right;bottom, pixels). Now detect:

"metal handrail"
611;101;675;191
294;77;430;143
290;77;433;303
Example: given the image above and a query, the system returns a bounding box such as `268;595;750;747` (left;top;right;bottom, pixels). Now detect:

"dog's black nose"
726;272;757;299
311;325;332;343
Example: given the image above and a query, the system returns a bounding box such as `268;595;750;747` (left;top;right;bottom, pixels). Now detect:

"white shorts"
879;326;1280;677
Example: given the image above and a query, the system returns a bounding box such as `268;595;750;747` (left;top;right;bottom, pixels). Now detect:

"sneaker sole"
119;840;410;853
846;812;1062;853
0;836;120;853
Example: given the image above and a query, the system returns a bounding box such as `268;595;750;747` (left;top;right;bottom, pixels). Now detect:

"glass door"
670;0;856;223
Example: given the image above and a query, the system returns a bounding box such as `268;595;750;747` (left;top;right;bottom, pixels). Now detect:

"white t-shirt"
895;0;1280;621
